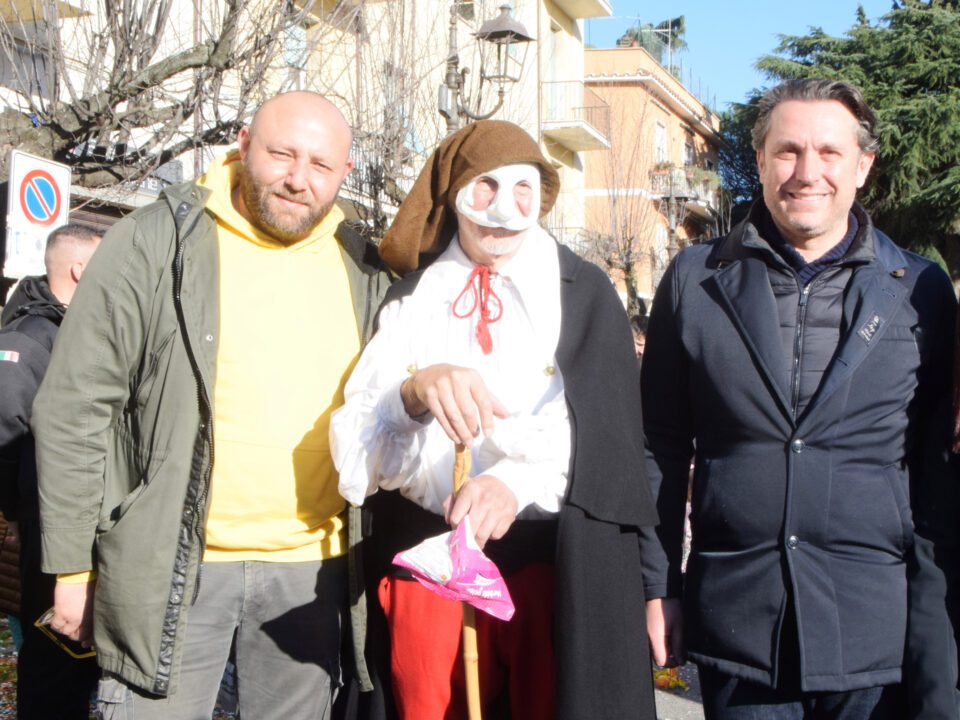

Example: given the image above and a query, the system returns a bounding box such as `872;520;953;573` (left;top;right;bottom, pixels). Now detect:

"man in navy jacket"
641;78;957;718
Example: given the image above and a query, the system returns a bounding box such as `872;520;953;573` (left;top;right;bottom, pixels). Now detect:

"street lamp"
657;166;692;260
665;193;681;260
438;3;535;135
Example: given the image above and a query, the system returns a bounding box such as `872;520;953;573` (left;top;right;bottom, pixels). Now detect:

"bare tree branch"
0;0;301;188
305;0;447;240
582;94;661;317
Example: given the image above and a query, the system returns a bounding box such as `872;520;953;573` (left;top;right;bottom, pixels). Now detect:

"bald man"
31;92;392;718
0;224;101;720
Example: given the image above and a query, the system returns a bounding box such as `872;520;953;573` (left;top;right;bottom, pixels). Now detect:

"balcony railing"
649;166;719;214
545;225;590;255
541;81;610;152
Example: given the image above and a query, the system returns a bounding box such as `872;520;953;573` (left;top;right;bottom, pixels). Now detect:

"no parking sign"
20;168;62;226
5;150;71;279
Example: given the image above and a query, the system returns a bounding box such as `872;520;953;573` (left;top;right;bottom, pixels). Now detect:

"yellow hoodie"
197;152;360;562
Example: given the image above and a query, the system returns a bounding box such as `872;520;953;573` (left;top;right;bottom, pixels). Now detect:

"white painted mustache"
479;234;525;256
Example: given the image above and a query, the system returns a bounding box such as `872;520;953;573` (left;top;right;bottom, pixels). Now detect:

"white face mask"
455;164;541;231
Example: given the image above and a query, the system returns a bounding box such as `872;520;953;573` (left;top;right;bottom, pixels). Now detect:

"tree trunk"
623;262;642;318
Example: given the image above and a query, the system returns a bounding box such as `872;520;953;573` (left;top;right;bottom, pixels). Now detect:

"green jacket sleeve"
32;216;161;574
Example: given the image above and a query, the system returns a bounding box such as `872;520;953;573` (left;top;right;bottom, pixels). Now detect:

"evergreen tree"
617;16;687;69
718;101;761;211
740;0;960;272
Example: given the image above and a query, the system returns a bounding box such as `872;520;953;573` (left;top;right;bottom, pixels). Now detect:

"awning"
1;0;88;24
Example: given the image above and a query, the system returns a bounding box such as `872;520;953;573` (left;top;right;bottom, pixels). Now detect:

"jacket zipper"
790;283;811;416
172;225;214;603
147;200;213;695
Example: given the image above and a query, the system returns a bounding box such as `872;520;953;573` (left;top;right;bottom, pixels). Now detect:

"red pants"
379;563;556;720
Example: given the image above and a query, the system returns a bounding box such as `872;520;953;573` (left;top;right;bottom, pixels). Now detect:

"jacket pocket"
826;465;910;558
131;328;177;409
99;429;166;532
122;329;177;469
95;672;134;719
880;462;913;553
690;454;787;551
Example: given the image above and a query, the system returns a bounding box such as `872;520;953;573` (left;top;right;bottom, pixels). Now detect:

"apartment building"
302;0;614;240
1;0;611;271
583;45;722;309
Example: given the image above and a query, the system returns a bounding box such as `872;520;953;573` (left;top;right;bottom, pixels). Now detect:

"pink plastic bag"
392;516;515;621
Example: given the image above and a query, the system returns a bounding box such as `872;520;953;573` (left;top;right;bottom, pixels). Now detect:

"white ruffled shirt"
330;225;571;517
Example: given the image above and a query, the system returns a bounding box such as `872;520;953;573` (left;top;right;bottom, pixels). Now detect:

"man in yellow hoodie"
32;92;392;718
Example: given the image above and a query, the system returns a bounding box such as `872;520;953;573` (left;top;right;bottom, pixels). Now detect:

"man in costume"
31;92;391;718
331;120;658;720
641;78;958;718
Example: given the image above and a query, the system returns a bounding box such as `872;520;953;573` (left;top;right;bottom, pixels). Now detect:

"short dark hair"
46;223;101;248
44;223;102;272
631;314;649;337
751;78;879;154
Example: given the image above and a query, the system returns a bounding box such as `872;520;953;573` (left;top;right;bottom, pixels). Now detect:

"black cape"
337;243;658;720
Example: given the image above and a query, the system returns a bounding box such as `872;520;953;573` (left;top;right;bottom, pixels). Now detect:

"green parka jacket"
31;180;391;695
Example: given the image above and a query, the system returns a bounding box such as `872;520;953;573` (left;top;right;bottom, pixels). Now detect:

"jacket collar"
715;200;904;273
335;222;390;278
13;299;66;325
709;201;911;426
2;275;64;325
160;179;387;278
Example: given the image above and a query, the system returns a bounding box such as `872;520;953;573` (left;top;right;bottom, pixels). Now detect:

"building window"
683;141;694;167
283;22;308;69
456;0;479;22
0;37;52;99
654;123;667;164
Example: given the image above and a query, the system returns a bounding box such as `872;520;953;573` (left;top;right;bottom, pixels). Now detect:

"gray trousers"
97;558;346;720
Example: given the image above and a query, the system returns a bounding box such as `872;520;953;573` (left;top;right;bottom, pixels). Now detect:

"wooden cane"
453;442;482;720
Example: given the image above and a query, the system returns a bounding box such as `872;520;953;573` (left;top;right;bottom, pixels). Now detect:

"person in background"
0;223;102;719
631;313;649;364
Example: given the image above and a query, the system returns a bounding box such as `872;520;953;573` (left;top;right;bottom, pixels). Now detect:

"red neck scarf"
453;265;503;354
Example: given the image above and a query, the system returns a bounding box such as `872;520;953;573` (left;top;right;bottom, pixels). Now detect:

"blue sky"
585;1;896;110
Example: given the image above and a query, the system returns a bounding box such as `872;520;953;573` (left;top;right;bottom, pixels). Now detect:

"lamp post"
661;167;691;260
665;193;681;261
438;3;534;135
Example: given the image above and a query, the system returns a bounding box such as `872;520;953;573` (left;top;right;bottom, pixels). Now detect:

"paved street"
655;664;705;720
0;611;709;719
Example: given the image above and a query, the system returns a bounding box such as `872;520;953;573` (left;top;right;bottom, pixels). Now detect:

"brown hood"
379;120;560;276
